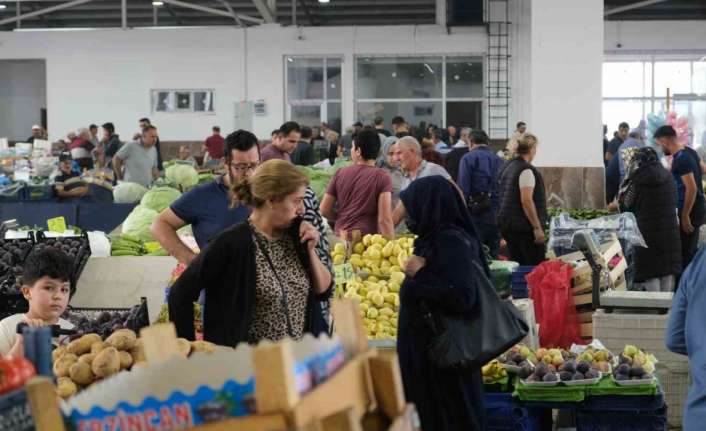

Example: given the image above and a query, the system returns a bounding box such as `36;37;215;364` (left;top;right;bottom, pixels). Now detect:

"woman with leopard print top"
169;160;332;346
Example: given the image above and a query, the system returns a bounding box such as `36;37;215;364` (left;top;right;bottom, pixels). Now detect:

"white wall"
529;0;604;167
605;21;706;53
0;25;485;141
0;59;46;141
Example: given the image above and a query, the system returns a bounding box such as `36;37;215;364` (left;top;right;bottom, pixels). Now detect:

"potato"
106;329;137;351
91;347;121;378
56;377;77;399
190;340;216;354
69;361;94;386
129;340;145;363
53;353;78;378
67;333;101;356
52;346;67;362
177;338;191;358
91;341;109;355
119;351;133;370
78;353;96;365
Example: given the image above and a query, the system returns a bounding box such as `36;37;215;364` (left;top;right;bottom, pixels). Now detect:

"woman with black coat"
618;147;682;291
168;160;331;346
396;176;487;431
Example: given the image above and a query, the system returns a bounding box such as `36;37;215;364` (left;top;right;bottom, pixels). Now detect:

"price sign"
333;263;355;286
47;216;67;233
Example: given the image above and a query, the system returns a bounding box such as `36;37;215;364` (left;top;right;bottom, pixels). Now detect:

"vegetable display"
121;206;159;242
112;182;148;204
165;164;199;192
139;186;181;213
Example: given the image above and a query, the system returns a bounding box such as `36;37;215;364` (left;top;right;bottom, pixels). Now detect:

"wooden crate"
557;235;627;341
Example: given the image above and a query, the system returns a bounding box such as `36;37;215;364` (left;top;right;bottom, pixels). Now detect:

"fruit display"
482;359;508;384
0;356;36;395
612;345;656;383
331;234;414;340
53;328;218;399
0;238;34;295
110;233;168;256
574;346;613;373
62;302;150;340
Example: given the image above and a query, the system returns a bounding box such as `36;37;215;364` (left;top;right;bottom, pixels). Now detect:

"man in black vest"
497;133;548;265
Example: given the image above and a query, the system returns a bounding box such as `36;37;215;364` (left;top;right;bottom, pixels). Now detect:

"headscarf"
618;147;660;211
376;137;397;169
399;176;485;267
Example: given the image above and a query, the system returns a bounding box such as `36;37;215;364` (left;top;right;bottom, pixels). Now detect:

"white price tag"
0;138;8;150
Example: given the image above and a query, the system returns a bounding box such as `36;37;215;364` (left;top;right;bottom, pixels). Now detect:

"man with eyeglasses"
151;128;331;271
151;130;260;264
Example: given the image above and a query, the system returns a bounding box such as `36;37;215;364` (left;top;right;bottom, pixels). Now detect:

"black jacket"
168;219;330;347
444;146;469;183
497;157;548;233
620;162;682;281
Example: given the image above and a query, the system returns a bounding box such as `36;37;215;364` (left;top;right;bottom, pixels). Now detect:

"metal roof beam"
0;0;95;26
251;0;276;22
159;0;263;24
605;0;669;16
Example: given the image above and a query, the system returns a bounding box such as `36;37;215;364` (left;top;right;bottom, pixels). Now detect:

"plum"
616;364;630;376
572;372;585;381
585;369;600;379
559;371;573;382
576;361;591;374
534;362;549;378
519;364;533;379
629;366;645;378
542;373;558;382
563;360;576;374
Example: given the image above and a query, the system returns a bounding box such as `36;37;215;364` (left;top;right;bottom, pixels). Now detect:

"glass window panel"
194;91;214;112
446;57;483;98
290;104;322;128
602;62;647;97
692;101;706;149
357;101;442;129
176;92;191;110
446;101;482;129
693;61;706;95
327;102;342;134
155;91;172;112
287;58;324;100
654;61;691;97
326;58;342;100
357;57;443;99
602;99;644;136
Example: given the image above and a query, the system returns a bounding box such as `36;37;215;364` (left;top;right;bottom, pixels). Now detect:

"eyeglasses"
230;163;259;173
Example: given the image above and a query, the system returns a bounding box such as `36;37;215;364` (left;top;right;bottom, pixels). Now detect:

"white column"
529;0;604;167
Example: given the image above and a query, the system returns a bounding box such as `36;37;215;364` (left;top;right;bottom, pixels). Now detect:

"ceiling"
0;0;704;31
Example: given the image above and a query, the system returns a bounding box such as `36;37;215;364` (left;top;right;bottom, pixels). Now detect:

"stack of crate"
555;235;627;341
593;310;690;429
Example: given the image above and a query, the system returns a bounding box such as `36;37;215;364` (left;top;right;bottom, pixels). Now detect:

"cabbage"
122;205;159;242
113;182;148;203
140;186;182;213
166;164;199;191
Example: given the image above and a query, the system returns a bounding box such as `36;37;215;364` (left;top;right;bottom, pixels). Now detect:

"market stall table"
0;202;137;233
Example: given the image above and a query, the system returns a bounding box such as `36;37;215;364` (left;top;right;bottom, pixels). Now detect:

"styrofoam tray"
521;375;560;387
563;373;603;386
613;375;656;386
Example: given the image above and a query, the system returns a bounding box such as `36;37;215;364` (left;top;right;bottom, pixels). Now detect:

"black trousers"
503;229;546;266
680;208;705;271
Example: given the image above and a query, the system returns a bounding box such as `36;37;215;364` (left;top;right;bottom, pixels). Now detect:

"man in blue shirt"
666;246;706;431
458;130;505;258
655;125;706;269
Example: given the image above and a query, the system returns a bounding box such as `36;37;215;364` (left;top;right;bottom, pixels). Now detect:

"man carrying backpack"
458;130;505;258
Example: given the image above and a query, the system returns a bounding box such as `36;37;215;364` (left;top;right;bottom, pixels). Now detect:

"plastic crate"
21;183;54;201
656;362;690;429
484;392;552;431
575;405;667;431
582;392;665;412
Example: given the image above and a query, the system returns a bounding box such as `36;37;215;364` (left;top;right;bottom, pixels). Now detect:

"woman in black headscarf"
618;147;681;291
397;176;486;431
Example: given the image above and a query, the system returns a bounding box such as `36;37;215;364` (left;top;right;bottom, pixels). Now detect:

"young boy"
0;248;74;357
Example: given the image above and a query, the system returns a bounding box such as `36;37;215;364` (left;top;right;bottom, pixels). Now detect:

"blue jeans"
472;218;501;259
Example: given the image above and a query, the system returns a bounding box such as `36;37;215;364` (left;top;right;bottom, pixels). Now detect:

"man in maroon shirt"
203;126;225;166
261;122;301;162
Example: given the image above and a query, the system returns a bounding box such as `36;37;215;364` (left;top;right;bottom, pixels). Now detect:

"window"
602;59;706;147
285;57;342;133
151;89;215;113
355;55;483;130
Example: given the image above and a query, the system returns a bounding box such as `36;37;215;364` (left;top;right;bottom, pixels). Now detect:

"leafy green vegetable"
165;164;199;191
121;205;159;242
113;182;148;204
140;186;182;213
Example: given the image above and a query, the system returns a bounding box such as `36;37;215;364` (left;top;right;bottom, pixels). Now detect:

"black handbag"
422;261;529;370
467;192;492;215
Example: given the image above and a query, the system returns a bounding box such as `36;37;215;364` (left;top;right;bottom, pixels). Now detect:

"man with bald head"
392;136;451;225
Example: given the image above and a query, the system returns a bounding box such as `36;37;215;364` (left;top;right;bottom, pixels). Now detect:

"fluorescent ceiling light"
318;0;330;3
152;1;163;6
0;4;6;9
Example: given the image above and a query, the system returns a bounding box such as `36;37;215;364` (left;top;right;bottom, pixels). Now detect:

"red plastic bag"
527;260;582;349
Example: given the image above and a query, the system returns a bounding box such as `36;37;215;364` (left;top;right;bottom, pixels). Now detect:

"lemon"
388;256;399;267
380;307;394;316
388;281;401;293
354;243;365;254
390;271;405;285
367;276;379;283
382;242;394;257
366;307;379;319
390;265;402;273
333;254;344;265
333;243;346;255
368;249;382;260
359;302;369;312
372;293;385;307
363;234;373;247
